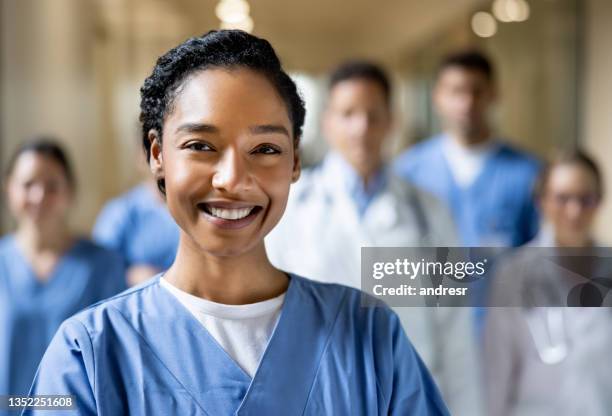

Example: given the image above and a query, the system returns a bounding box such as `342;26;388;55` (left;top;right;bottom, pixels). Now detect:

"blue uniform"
0;236;126;406
25;275;449;415
93;185;179;271
394;135;541;247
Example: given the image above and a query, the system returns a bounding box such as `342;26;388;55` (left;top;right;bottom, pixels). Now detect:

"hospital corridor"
1;0;612;415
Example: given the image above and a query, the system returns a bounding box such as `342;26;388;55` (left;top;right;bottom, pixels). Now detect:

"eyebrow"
175;123;219;135
249;125;290;137
174;122;290;138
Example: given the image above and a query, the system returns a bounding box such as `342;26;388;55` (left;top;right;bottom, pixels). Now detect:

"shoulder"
292;274;401;332
388;174;454;224
73;238;124;263
388;174;441;205
395;136;443;165
0;234;14;253
65;276;157;331
495;142;542;174
98;185;148;216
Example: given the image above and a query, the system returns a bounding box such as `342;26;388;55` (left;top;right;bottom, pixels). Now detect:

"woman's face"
540;163;600;245
5;152;73;226
150;68;300;257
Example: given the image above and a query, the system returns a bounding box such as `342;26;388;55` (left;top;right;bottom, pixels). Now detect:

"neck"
15;221;73;253
360;170;378;189
356;162;383;189
164;233;288;305
447;125;492;147
555;233;593;248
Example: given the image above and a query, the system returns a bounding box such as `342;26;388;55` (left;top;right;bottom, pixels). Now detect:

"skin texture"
4;152;75;280
539;163;601;247
323;78;391;184
149;68;300;304
433;67;496;146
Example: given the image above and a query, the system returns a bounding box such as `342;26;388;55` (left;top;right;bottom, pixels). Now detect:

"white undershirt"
442;137;497;188
160;277;285;378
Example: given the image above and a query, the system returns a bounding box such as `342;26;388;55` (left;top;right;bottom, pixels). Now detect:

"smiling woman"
0;139;126;401
24;31;449;415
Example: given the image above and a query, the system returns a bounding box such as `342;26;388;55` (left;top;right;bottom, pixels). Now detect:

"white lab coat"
266;155;484;416
484;231;612;416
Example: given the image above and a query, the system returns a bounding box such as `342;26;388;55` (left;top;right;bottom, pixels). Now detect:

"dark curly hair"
139;30;305;168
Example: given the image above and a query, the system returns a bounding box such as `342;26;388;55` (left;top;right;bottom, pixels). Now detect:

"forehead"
165;68;291;130
11;152;65;179
328;78;388;108
437;66;492;87
547;164;598;190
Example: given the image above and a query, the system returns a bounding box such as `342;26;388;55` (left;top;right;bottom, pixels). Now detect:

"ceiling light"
215;0;250;24
472;11;498;38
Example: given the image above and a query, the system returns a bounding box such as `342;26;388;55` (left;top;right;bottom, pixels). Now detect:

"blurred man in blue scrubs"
394;50;541;248
267;60;483;416
93;177;179;286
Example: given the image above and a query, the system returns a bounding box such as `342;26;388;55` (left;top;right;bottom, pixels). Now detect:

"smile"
208;206;253;220
197;202;263;229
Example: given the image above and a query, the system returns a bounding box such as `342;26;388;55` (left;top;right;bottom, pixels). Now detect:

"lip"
197;202;263;230
203;200;259;209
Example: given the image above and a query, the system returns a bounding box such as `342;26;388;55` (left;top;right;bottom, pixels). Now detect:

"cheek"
6;186;27;210
164;158;210;201
258;163;292;206
541;201;562;222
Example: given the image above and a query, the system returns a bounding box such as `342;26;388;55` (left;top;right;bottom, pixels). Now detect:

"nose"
564;199;585;221
211;148;251;193
27;183;47;205
350;112;371;138
458;93;477;113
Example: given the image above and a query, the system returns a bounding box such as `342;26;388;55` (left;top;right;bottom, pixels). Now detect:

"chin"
193;236;259;258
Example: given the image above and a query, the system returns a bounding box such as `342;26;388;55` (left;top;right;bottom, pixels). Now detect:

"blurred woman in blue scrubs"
25;31;449;415
0;139;126;403
484;150;612;416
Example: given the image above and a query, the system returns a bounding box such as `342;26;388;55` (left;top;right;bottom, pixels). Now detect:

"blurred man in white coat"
266;61;483;416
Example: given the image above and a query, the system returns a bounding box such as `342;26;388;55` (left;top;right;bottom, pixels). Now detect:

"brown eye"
253;144;281;155
187;142;213;152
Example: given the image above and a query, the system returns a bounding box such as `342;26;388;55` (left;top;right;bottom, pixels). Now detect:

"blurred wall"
1;0;100;232
583;0;612;244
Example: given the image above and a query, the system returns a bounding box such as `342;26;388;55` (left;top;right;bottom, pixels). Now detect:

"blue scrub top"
0;235;126;404
393;135;541;247
92;184;179;271
25;275;449;415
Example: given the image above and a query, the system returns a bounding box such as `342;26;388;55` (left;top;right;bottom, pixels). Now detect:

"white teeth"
209;206;254;220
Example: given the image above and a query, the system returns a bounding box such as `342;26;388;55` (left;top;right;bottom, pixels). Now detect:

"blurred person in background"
0;139;126;404
266;60;483;416
484;149;612;416
394;50;541;248
25;31;449;415
92;153;179;286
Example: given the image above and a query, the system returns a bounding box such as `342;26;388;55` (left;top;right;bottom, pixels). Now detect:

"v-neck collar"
6;234;83;290
127;274;345;415
437;135;502;195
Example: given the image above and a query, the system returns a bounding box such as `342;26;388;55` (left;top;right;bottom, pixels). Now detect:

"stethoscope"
525;307;569;364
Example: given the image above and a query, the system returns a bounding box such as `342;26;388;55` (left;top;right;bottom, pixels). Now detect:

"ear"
291;141;301;183
148;129;164;182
